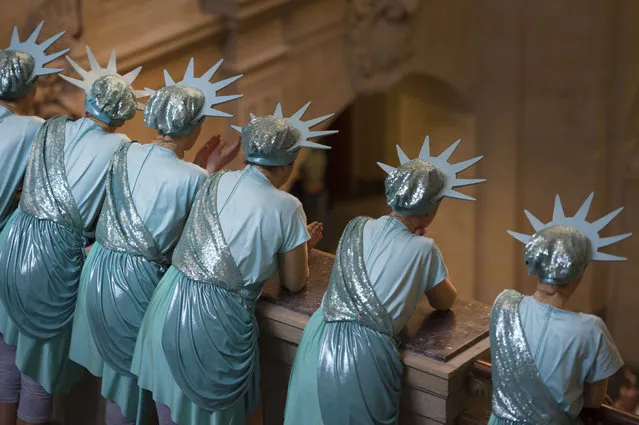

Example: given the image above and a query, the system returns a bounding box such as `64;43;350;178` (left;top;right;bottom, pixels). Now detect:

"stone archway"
317;72;480;296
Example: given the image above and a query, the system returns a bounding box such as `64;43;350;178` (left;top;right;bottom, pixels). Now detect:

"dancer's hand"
194;135;241;174
307;221;324;251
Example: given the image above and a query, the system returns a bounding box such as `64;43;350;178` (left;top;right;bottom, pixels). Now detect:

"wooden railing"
471;360;639;425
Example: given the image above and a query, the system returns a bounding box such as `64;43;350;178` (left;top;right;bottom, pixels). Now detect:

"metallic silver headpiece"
384;160;446;215
145;58;243;119
60;46;145;126
144;85;205;136
509;193;632;262
378;136;485;215
1;22;68;99
523;225;593;284
378;136;486;202
232;102;338;166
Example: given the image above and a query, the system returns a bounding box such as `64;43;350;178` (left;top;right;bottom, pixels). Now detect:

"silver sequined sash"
95;142;167;265
322;216;394;336
490;290;577;425
19;116;83;234
171;171;249;298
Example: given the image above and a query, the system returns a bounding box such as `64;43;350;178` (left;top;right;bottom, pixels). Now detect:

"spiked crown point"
508;193;632;261
7;21;70;79
145;58;243;119
377;135;486;201
232;102;338;149
59;46;146;99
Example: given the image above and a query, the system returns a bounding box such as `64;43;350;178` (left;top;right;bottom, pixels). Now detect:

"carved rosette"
346;0;421;93
23;0;86;119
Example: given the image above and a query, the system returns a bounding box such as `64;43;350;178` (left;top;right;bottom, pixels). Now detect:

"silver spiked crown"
145;58;243;119
378;136;486;201
232;102;338;151
60;46;147;108
508;193;632;261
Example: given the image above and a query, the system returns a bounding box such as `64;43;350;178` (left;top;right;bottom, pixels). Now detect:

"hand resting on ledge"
277;221;324;294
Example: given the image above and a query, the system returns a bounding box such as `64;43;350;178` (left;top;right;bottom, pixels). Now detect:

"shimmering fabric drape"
162;171;261;412
318;216;402;425
86;143;167;376
490;290;576;425
0;116;85;340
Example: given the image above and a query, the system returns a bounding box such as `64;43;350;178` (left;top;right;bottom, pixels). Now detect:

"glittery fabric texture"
490;290;576;425
385;159;445;216
171;171;247;295
0;115;85;339
95;142;166;265
241;115;302;166
162;171;260;411
322;216;394;336
19;116;83;232
0;50;36;100
524;225;592;285
88;75;137;123
144;85;205;136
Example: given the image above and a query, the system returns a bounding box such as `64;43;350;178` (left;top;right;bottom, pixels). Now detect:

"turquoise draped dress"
284;215;448;425
0;106;43;231
131;165;310;425
488;290;624;424
68;142;207;422
0;117;126;394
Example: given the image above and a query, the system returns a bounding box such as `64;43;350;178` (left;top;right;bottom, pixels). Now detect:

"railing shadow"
471;360;639;425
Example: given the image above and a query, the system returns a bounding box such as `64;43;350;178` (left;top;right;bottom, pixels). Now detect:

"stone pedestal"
258;250;491;425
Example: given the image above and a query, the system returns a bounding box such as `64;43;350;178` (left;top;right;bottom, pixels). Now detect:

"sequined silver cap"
60;46;146;127
87;75;137;126
1;21;69;100
378;136;486;215
233;103;338;166
145;58;242;119
524;225;592;284
385;160;445;215
509;193;633;284
0;51;35;100
241;115;301;166
144;85;205;136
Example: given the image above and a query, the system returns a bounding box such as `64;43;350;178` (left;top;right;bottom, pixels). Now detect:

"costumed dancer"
488;193;628;424
284;136;486;425
0;45;146;424
68;58;243;425
0;22;69;425
131;103;336;425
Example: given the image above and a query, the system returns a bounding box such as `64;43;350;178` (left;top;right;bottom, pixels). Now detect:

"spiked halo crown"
6;21;69;81
232;102;339;166
378;136;486;202
508;193;632;261
145;58;243;119
60;46;147;108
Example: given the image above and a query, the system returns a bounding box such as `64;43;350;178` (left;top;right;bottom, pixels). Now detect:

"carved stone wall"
346;0;421;93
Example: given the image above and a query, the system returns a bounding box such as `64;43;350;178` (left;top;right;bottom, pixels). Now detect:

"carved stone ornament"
24;0;86;119
346;0;421;93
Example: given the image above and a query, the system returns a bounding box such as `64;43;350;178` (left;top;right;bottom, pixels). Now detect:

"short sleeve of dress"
586;318;624;383
279;203;310;254
423;242;449;293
